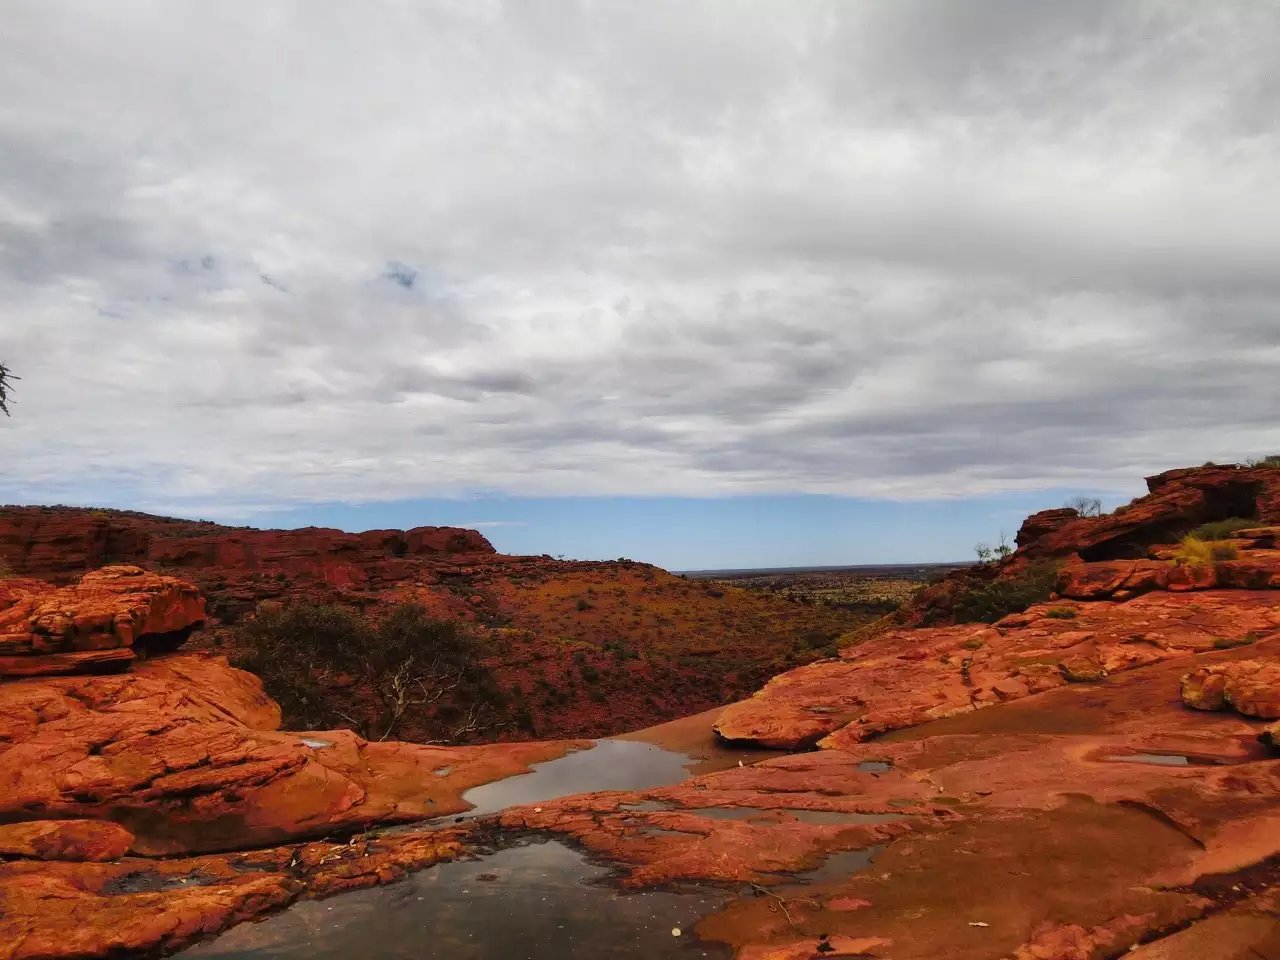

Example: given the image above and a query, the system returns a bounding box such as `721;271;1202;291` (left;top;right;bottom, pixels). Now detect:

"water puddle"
795;844;886;884
1105;753;1192;767
857;761;893;774
459;740;696;819
297;737;333;750
180;840;731;959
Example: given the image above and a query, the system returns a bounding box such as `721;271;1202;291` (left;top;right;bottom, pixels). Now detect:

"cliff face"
0;507;871;742
912;463;1280;625
0;506;494;583
1013;464;1280;565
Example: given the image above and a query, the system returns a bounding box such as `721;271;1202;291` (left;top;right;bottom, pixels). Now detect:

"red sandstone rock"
0;820;133;862
0;654;584;855
716;591;1280;749
1016;464;1280;565
0;566;205;677
0;507;494;584
0;828;469;959
1182;660;1280;719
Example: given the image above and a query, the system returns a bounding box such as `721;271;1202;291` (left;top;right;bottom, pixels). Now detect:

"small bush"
1171;536;1238;568
951;562;1060;624
232;601;500;741
1045;607;1078;620
1188;517;1256;540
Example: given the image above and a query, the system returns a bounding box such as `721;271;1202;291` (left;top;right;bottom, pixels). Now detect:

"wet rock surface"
3;465;1280;959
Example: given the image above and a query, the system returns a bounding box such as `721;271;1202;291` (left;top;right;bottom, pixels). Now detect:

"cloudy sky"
2;1;1278;567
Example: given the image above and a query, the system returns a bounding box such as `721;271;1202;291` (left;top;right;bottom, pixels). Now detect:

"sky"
2;2;1279;569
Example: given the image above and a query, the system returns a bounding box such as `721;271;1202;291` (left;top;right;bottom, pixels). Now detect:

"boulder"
1181;660;1280;719
0;566;205;677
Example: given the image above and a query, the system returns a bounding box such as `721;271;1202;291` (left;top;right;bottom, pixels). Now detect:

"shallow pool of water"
795;844;886;884
458;740;696;818
181;840;732;960
1106;753;1192;766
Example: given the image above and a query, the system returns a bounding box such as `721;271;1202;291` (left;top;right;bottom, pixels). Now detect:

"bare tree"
0;362;15;416
234;600;504;743
974;531;1014;567
1065;496;1103;518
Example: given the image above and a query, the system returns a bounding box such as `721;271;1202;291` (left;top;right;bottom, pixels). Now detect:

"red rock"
1182;660;1280;719
0;828;470;960
0;820;133;862
0;654;585;855
1020;464;1280;565
1015;507;1081;547
0;566;205;677
0;507;494;584
717;591;1280;749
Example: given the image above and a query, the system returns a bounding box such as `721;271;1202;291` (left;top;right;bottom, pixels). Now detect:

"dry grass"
1170;536;1239;567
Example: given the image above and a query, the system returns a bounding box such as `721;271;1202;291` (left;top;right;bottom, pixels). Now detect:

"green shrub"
1188;517;1257;540
951;562;1060;624
1045;607;1078;620
232;601;500;741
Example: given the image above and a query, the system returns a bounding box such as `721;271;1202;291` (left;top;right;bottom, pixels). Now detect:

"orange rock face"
0;654;583;856
0;820;134;862
0;566;206;677
714;590;1280;750
0;507;496;583
1015;464;1280;565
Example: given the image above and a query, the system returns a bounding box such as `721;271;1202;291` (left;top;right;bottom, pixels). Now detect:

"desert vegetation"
1170;536;1239;568
232;600;504;742
1064;495;1104;517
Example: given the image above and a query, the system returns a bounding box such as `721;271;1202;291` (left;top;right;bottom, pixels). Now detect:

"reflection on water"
857;760;893;774
181;840;732;960
459;740;695;818
1106;753;1192;766
795;844;886;884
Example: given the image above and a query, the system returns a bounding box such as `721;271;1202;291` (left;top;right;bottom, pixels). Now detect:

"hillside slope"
0;506;874;740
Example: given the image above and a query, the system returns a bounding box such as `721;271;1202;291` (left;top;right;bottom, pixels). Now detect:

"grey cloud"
1;1;1279;514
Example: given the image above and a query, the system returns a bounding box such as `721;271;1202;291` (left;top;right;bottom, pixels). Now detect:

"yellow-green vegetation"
1188;517;1257;540
1045;606;1078;620
1171;536;1238;568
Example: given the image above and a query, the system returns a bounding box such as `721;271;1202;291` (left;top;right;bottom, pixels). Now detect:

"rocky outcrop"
0;566;206;677
715;590;1280;750
1055;552;1280;601
0;646;586;958
0;506;494;587
0;827;472;959
0;654;583;856
1182;659;1280;720
1013;464;1280;565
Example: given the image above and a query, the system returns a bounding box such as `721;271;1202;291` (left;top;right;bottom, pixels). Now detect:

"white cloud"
2;1;1279;517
